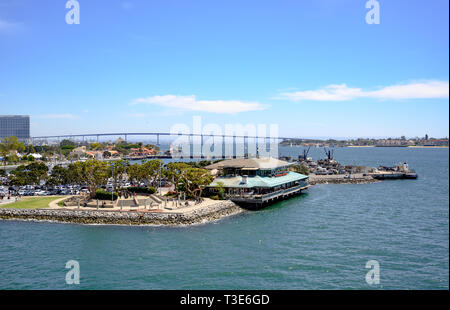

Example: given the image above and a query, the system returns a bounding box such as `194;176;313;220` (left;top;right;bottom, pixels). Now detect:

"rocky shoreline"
0;200;244;226
308;175;379;185
0;177;380;226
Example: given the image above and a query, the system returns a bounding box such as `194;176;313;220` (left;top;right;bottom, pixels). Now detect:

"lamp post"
158;162;162;195
111;162;114;206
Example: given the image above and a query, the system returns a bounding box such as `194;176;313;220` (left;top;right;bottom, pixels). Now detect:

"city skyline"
0;0;449;138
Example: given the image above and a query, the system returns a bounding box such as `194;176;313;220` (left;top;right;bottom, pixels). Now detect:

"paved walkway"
0;197;16;207
47;194;220;215
48;196;71;209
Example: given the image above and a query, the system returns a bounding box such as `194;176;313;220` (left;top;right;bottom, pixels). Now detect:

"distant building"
0;115;30;141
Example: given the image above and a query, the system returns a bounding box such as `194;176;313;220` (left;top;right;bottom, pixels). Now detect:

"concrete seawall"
0;200;244;226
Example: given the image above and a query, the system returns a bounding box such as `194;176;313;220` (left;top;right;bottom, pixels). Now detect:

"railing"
229;184;308;202
260;185;303;200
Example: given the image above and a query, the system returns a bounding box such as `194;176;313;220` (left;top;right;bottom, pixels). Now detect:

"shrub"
292;164;309;175
164;191;177;197
95;189;118;201
126;186;156;194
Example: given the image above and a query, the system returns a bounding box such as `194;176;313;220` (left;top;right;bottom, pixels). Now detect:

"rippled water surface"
0;147;448;289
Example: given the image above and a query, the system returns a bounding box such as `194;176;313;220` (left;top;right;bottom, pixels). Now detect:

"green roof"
209;171;308;188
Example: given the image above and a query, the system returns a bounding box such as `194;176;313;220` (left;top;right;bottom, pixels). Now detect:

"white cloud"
131;95;267;114
276;80;449;102
34;114;78;120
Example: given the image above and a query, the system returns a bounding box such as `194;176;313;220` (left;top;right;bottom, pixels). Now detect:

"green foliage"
61;145;76;151
146;144;159;151
34;145;52;153
90;142;101;150
10;162;49;186
46;165;70;186
126;160;163;186
0;136;25;165
184;161;213;168
125;186;156;194
60;139;76;148
6;154;20;163
292;164;309;175
163;191;177;197
21;155;35;162
215;182;226;200
108;159;128;191
25;144;36;154
126;162;144;185
165;162;190;192
68;160;109;198
95;189;118;201
178;167;213;199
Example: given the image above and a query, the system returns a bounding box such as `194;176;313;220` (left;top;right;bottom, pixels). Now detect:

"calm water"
0;147;448;289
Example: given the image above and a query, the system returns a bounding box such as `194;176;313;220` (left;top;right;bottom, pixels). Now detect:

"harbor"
0;146;421;224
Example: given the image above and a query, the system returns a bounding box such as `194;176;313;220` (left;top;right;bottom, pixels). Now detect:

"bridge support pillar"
200;135;203;158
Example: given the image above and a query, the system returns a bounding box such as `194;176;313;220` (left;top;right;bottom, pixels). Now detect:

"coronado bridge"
30;132;299;159
30;132;296;143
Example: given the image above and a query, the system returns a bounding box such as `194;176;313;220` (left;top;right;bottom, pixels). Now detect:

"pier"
230;184;310;208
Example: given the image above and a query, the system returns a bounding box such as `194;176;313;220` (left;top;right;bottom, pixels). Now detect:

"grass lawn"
1;196;64;209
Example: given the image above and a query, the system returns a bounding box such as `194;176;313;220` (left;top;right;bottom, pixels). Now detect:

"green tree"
108;160;128;191
126;162;144;185
10;162;49;186
69;160;109;198
165;162;190;194
25;144;36;154
215;181;225;200
90;142;101;150
179;167;213;199
0;136;26;168
141;159;163;187
60;139;76;148
47;165;69;186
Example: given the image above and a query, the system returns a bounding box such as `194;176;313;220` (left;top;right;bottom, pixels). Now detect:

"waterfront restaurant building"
205;157;309;208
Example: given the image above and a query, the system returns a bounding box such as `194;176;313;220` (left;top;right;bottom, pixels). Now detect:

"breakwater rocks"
309;175;379;185
0;201;244;226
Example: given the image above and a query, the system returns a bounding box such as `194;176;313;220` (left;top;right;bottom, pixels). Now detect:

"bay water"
0;147;448;289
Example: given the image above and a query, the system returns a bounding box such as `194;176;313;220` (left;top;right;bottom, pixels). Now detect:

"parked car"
35;190;48;196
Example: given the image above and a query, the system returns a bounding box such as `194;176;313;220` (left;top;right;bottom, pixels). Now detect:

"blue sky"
0;0;448;138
